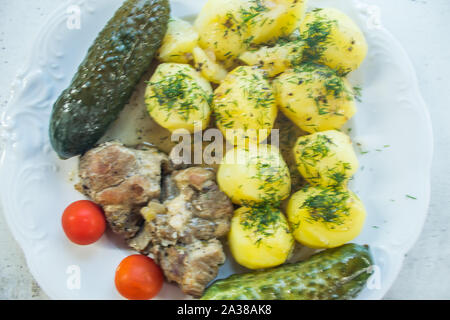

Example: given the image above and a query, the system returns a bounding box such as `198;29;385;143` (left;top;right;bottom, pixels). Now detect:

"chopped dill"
250;152;291;204
240;203;290;246
147;70;210;122
328;171;347;185
296;134;335;167
293;63;356;117
353;86;363;102
302;186;350;226
213;67;275;131
240;0;269;25
222;0;269;41
243;35;255;46
301;9;336;62
326;162;352;185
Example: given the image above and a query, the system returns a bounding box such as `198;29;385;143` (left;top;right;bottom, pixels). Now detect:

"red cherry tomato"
115;255;164;300
62;200;106;245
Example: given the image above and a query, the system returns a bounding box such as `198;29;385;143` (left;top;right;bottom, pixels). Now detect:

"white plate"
0;0;433;300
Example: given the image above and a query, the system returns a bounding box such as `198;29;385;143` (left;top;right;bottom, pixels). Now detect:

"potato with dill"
229;205;294;269
274;63;356;133
294;130;358;187
145;63;213;133
213;66;277;145
300;8;368;75
217;145;291;205
287;185;366;249
239;39;305;77
194;0;307;67
157;18;199;64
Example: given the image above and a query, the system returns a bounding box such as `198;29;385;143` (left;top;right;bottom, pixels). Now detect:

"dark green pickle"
49;0;170;159
201;244;374;300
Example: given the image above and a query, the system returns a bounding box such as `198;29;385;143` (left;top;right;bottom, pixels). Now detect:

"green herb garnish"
302;186;350;226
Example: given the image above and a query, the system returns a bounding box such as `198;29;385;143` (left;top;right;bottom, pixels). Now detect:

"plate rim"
0;0;434;300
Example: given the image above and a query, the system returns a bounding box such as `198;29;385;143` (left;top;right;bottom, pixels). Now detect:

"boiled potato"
213;66;277;145
274;63;356;133
157;18;199;64
194;0;244;69
145;63;212;133
300;8;368;75
229;205;294;269
294;130;358;186
239;39;305;77
194;0;307;66
247;0;307;44
217;144;291;205
287;185;366;249
193;46;228;84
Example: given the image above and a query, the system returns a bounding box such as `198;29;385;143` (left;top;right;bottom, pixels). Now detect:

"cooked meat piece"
78;143;233;297
105;206;143;239
173;167;215;191
158;239;226;297
78;141;168;239
185;217;221;241
157;167;233;244
127;222;154;254
145;167;233;296
191;181;234;235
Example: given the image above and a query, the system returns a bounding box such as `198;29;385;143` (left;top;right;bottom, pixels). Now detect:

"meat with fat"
77;143;234;297
78;142;169;239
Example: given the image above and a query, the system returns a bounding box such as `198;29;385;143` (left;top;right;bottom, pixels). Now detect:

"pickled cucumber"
201;244;373;300
49;0;170;159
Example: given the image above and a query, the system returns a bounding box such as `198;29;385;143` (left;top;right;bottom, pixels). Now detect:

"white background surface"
0;0;449;300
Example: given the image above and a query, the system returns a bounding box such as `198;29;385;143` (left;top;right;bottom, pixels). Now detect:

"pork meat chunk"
79;145;233;297
158;239;226;297
78;142;168;238
158;167;234;244
132;167;234;296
